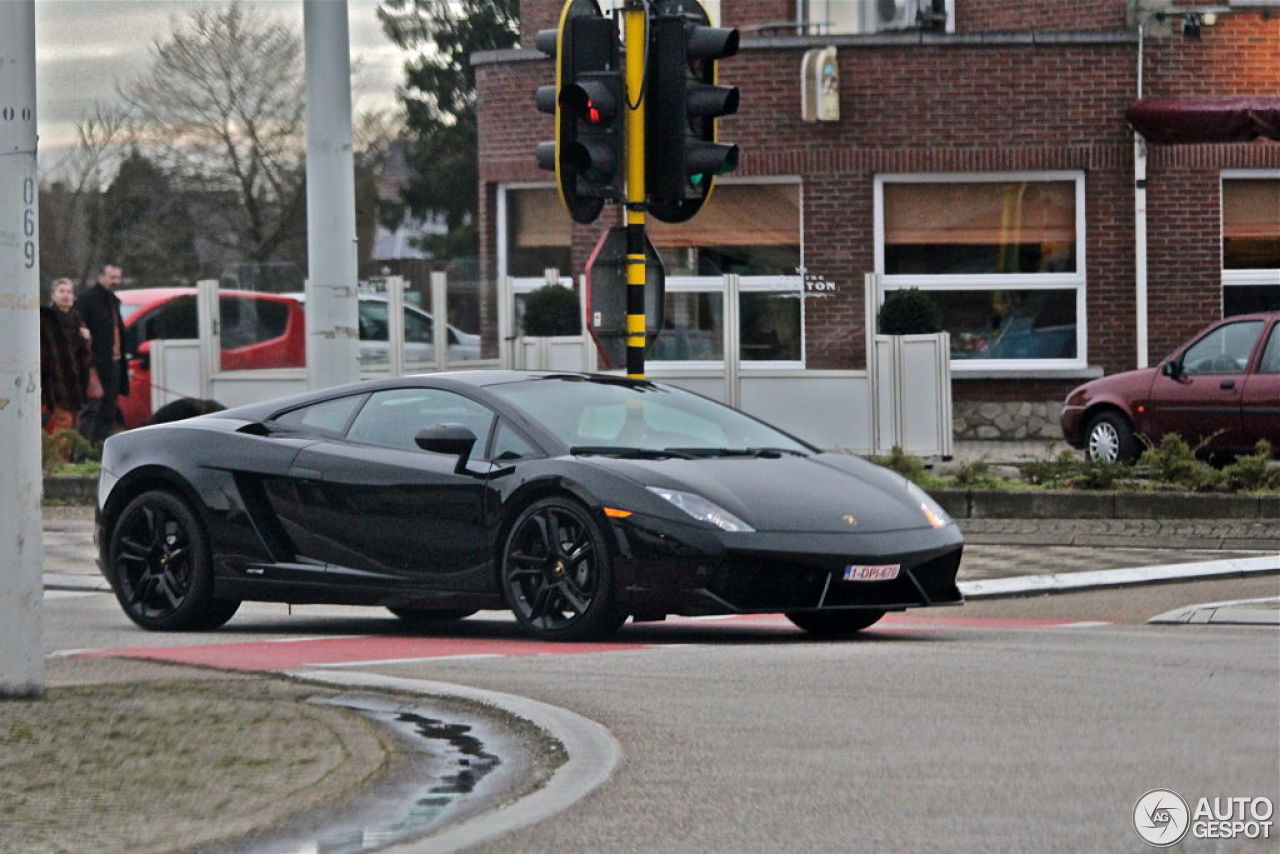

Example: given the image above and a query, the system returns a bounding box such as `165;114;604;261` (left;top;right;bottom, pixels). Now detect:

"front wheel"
785;609;886;637
1085;411;1138;464
501;497;626;641
107;489;239;631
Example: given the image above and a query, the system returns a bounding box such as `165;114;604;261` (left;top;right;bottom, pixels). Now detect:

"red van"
117;288;305;428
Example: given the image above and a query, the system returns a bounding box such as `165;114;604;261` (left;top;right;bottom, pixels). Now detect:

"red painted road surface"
71;614;1108;673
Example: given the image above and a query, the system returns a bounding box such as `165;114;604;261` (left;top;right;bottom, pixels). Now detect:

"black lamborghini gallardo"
97;371;963;640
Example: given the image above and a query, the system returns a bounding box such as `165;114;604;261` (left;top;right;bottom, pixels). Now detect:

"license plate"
843;563;900;582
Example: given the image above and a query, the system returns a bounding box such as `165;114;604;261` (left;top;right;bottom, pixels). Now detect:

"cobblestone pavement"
960;518;1280;550
41;507;1278;587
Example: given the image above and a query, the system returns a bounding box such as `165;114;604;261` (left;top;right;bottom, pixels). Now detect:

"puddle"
226;694;510;854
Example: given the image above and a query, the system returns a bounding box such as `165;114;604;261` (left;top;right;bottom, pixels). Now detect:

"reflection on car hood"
580;453;933;534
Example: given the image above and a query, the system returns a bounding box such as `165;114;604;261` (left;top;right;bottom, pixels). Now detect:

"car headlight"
906;481;951;530
645;487;754;532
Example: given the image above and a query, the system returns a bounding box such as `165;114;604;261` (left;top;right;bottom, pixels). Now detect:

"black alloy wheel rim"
113;503;193;620
505;507;599;631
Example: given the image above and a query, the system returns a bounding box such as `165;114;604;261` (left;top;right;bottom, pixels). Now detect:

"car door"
1240;320;1280;450
259;392;370;578
285;386;500;590
1147;319;1264;450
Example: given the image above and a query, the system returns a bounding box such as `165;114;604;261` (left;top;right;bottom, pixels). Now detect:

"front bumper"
611;513;964;617
1060;404;1087;448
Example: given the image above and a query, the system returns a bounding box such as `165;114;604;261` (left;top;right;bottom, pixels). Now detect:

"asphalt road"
43;578;1280;853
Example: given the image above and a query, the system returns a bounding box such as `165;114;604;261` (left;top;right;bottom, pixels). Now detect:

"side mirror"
415;424;477;474
1160;360;1182;379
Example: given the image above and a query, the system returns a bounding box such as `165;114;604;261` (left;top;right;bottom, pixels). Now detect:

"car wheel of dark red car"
1085;411;1137;464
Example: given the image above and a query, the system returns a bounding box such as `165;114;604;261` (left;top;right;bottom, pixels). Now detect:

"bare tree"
120;2;306;265
39;103;132;287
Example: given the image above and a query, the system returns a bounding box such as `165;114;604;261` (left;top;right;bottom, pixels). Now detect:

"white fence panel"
740;373;872;452
149;339;203;411
873;333;952;457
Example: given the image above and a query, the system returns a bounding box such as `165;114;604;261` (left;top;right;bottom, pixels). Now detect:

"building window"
876;173;1087;370
503;187;572;279
1222;173;1280;317
799;0;953;34
498;180;803;367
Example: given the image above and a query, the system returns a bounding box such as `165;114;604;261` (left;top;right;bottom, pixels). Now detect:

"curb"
283;670;620;854
44;573;111;592
1148;596;1280;626
43;475;96;503
929;487;1280;521
958;554;1280;599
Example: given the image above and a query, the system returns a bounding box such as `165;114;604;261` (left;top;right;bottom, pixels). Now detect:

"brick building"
473;0;1279;439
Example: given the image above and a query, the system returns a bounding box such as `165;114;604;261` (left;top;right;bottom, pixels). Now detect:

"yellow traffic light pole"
623;1;647;379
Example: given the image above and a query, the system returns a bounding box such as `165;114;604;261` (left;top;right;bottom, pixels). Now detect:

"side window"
150;296;199;341
220;297;288;349
346;388;496;452
404;308;434;344
359;301;389;341
272;393;367;436
1181;320;1263;375
1259;325;1280;375
489;420;540;461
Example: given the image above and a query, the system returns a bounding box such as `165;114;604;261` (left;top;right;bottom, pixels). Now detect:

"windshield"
489;378;812;456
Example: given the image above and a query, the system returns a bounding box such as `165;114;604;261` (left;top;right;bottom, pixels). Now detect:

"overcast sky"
34;0;408;156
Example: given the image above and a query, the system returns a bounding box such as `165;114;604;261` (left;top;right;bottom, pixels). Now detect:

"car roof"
116;287;297;305
210;371;647;422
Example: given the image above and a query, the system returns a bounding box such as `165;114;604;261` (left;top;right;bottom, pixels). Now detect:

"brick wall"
1144;13;1280;98
482;2;1279;401
955;0;1127;33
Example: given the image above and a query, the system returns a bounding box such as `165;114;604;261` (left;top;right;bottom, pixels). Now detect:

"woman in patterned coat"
40;278;95;435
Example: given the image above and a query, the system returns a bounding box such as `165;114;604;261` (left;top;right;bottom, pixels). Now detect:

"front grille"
708;557;829;611
708;546;963;612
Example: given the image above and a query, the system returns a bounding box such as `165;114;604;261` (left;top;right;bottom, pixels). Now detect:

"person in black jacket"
75;264;130;443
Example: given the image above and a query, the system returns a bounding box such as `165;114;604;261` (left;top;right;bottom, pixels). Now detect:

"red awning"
1127;97;1280;144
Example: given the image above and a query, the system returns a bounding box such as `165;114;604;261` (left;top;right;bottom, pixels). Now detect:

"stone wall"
953;401;1065;441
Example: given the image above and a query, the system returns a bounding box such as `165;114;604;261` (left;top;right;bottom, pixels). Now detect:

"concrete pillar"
303;0;360;389
0;0;46;699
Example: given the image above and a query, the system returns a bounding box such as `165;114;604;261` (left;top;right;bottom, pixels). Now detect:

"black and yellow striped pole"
623;0;647;379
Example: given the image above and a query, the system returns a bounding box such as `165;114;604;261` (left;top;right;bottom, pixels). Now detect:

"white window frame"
497;177;806;369
1220;170;1280;311
874;171;1088;372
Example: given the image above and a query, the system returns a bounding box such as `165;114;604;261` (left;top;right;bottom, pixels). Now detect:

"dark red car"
1061;312;1280;462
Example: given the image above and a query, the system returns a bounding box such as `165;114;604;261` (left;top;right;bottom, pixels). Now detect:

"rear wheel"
387;607;476;625
785;609;886;637
107;490;239;631
1085;411;1138;464
501;497;626;641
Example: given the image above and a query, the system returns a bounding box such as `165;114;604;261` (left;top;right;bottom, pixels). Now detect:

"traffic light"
533;0;624;224
645;4;740;223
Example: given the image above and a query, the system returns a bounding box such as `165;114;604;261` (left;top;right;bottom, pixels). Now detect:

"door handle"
293;467;324;481
1219;380;1235;390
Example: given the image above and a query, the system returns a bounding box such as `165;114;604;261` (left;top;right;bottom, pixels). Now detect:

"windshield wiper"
570;446;696;460
666;447;808;459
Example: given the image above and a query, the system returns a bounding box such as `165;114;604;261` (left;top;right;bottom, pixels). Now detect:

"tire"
1085;411;1138;464
785;609;886;637
107;489;239;631
387;607;477;625
500;497;626;641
